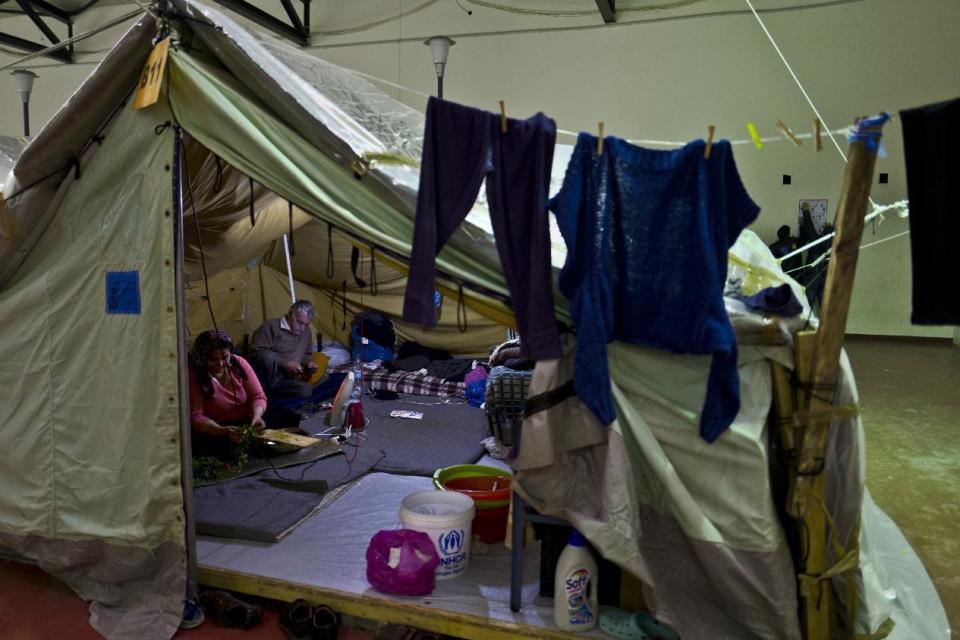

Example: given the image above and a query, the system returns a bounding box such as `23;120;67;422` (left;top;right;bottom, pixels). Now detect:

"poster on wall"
798;199;829;235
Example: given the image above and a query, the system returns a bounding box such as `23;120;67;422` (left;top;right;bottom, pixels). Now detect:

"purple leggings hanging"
403;97;561;359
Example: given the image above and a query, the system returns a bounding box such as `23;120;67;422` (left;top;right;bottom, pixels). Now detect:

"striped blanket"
330;364;464;397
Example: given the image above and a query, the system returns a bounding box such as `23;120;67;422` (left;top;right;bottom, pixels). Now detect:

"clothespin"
704;125;716;159
598;122;604;155
747;122;764;149
499;100;507;133
775;120;802;146
813;118;822;152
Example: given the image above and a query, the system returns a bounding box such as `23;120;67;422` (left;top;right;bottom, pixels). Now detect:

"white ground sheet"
197;464;946;638
198;465;603;635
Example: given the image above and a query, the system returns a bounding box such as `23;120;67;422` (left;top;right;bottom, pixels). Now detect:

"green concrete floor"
846;338;960;638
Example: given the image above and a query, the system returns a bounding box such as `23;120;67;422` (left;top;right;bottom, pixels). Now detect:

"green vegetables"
191;424;260;485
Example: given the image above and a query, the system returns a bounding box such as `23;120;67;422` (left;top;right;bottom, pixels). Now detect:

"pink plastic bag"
464;365;488;386
365;529;440;596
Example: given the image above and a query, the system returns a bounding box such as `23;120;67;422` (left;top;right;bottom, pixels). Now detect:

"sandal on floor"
279;599;316;640
198;590;263;629
635;613;679;640
179;598;205;630
599;609;679;640
375;625;441;640
311;603;340;640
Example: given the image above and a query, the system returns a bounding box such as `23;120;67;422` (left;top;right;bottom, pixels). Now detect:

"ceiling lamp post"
12;69;38;137
423;35;455;99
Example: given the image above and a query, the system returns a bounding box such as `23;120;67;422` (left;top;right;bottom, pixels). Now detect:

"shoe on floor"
198;590;263;629
311;603;340;640
279;599;316;640
599;609;679;640
635;613;679;640
375;624;441;640
180;598;205;630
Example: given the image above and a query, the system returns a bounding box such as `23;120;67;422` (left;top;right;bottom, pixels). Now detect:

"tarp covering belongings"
0;1;949;639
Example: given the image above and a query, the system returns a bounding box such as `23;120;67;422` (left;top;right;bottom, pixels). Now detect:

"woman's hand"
250;415;266;432
221;425;245;443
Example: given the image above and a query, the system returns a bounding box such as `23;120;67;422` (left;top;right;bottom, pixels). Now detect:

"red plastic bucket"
440;475;511;543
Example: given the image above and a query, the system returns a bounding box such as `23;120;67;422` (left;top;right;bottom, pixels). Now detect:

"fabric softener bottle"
553;529;598;631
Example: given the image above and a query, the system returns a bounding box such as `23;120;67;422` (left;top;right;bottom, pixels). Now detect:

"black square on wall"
782;174;792;185
879;173;889;184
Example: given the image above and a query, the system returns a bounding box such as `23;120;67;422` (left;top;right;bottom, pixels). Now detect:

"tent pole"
173;126;199;601
282;234;296;303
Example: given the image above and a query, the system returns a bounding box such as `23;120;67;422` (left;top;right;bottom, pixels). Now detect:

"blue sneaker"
180;598;205;630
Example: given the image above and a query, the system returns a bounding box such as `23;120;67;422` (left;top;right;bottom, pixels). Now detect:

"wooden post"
792;331;831;638
770;363;797;455
794;132;883;505
785;122;885;640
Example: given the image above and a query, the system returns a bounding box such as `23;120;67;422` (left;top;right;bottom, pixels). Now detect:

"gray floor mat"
194;445;385;542
302;396;488;476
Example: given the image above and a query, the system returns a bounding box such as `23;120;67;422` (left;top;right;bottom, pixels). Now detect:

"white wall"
2;0;958;337
0;5;142;134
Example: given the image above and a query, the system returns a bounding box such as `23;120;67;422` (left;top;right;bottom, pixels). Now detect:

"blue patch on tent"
105;271;141;314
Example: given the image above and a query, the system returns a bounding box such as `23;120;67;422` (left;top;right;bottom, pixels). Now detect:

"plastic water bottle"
352;354;363;396
553;530;598;632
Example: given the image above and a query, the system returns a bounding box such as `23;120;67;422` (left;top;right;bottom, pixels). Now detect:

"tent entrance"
173;132;555;638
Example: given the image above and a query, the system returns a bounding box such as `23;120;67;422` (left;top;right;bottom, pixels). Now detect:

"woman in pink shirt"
189;330;267;445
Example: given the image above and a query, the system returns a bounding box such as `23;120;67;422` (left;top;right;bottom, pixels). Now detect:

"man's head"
777;225;791;240
287;300;314;336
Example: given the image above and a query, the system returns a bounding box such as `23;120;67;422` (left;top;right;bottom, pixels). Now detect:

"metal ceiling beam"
0;31;71;62
0;1;69;24
595;0;616;24
209;0;309;46
278;0;304;35
23;0;71;24
15;0;61;45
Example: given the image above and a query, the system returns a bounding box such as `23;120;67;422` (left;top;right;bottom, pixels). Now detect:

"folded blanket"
195;446;385;542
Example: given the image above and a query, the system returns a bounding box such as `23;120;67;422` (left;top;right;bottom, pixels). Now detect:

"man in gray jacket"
250;300;318;398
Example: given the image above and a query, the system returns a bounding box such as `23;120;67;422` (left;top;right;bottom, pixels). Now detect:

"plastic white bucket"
399;490;475;580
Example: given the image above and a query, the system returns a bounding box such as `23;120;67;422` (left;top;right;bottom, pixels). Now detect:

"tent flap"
0;79;186;637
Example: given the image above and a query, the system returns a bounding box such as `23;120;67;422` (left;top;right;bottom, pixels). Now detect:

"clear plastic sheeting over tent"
0;136;26;182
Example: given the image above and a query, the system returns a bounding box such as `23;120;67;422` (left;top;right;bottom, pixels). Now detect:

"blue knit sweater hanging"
550;134;760;442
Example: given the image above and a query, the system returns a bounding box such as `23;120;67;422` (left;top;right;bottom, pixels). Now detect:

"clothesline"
350;65;908;277
777;199;909;266
350;67;857;149
782;229;911;276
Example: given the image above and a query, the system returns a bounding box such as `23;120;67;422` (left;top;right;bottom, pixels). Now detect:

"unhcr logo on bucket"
438;529;465;556
437;529;468;577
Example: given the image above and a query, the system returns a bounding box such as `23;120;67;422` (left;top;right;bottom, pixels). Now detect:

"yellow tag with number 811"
134;37;171;110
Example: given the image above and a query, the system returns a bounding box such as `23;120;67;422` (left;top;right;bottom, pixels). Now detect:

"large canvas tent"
0;1;949;639
0;4;537;636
